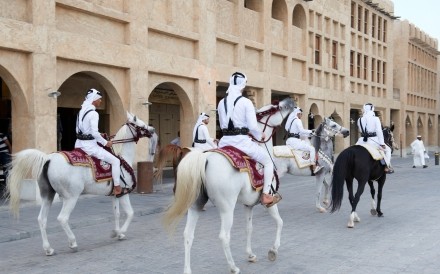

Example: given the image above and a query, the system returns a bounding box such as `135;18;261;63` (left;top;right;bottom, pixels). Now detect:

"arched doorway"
57;72;123;150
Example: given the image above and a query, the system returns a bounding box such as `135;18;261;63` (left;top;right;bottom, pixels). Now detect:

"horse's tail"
330;147;353;213
6;149;49;217
162;149;207;233
153;144;182;182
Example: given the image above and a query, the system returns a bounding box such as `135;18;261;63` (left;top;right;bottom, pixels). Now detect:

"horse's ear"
126;112;134;121
390;123;394;132
134;115;137;122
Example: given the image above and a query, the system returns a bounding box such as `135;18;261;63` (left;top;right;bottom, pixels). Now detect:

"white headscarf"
363;103;375;117
77;89;102;132
285;106;302;131
193;112;209;141
225;72;247;123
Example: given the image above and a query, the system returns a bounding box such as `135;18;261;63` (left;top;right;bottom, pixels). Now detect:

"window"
364;10;369;34
332;41;338;69
377;60;381;83
371;58;375;81
382;62;386;84
315;35;321;65
357;53;362;78
377;17;382;41
372;14;376;38
383;20;387;42
350;51;354;76
351;2;356;28
357;6;362;32
363;55;368;80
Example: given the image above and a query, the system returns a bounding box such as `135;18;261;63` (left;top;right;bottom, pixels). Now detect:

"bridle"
252;102;284;143
110;122;153;144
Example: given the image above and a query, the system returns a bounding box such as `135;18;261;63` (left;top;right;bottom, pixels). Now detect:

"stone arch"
272;0;288;23
56;70;124;150
308;103;321;129
148;80;194;149
405;115;414;152
0;64;30;151
292;4;307;29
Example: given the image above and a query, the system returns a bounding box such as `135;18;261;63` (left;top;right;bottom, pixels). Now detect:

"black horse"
330;126;395;228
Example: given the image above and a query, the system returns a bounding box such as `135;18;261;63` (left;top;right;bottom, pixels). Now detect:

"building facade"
0;0;438;174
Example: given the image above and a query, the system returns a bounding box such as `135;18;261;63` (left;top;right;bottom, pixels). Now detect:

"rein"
252;104;282;144
109;122;152;144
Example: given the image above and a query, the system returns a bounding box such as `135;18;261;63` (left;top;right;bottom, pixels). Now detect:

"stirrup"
264;192;282;208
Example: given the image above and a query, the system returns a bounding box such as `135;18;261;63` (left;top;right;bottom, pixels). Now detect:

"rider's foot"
113;185;122;195
261;193;274;205
385;167;394;174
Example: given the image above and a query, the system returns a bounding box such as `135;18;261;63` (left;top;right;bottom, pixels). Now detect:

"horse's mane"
312;123;324;151
112;124;128;156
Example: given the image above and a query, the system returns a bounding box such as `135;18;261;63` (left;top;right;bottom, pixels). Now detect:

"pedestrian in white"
285;107;320;173
170;131;181;146
75;88;122;195
192;113;217;151
217;72;276;206
411;135;428;168
356;103;393;173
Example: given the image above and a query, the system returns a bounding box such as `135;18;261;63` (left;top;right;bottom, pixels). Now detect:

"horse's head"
320;117;350;138
126;112;155;139
383;126;399;152
256;97;296;128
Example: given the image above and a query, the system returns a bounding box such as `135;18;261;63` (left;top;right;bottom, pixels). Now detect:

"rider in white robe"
75;88;122;195
411;135;427;168
285;107;320;173
356;103;393;173
217;72;275;206
192;113;217;151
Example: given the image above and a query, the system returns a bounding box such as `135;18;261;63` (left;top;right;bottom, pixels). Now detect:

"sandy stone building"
0;0;439;199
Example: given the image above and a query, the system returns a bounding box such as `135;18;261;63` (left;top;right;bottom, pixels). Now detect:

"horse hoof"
323;200;329;206
347;222;354;228
378;211;384;217
370;209;377;216
231;267;240;273
248;254;257;262
318;207;327;213
45;248;55;256
118;233;126;240
70;246;78;253
268;248;277;261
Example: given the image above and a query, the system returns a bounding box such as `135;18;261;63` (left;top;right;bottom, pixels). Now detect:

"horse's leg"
38;197;55;255
368;181;378;216
345;179;356;228
375;177;385;217
183;207;201;274
57;197;79;251
111;196;121;238
218;206;240;274
348;181;367;228
243;205;257;262
116;195;134;239
322;177;330;207
315;174;326;213
266;205;283;262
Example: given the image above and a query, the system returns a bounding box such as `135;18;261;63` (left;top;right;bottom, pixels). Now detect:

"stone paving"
0;155;439;274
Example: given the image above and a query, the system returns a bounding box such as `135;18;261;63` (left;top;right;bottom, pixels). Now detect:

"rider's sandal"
263;193;283;208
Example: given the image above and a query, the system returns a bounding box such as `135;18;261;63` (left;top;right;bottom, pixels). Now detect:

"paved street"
0;155;439;274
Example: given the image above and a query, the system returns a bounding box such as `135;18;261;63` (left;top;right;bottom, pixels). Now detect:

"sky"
393;0;440;42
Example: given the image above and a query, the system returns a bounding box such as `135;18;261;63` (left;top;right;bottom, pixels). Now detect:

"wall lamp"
48;91;61;99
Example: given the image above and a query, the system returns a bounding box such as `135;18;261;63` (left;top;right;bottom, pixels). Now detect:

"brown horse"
154;144;191;193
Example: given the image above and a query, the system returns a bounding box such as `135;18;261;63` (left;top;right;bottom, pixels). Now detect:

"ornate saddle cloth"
273;145;312;169
356;144;385;160
58;148;113;182
211;146;265;191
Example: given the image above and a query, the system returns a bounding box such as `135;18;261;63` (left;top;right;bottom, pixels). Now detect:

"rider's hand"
261;132;266;141
106;140;113;147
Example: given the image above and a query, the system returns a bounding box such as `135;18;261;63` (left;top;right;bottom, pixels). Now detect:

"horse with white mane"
163;97;295;274
6;112;157;256
273;117;350;212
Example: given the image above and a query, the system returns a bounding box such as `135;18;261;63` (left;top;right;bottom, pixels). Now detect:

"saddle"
211;146;279;191
58;149;136;188
356;144;385;161
273;146;312;169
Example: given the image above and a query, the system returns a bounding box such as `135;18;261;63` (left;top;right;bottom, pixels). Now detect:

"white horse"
6;112;156;256
163;97;295;274
274;117;349;213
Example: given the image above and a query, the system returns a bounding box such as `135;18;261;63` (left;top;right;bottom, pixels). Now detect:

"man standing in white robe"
411;135;428;168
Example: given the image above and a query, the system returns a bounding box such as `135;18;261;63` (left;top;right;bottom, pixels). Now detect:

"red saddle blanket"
211;146;266;191
58;148;112;182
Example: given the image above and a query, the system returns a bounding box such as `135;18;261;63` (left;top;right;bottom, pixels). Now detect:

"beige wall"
0;0;438;163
